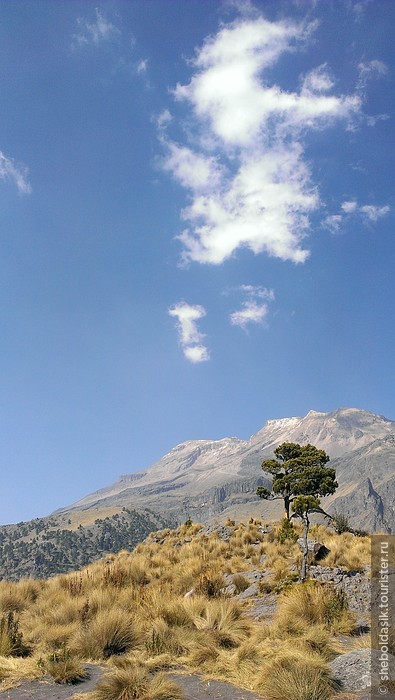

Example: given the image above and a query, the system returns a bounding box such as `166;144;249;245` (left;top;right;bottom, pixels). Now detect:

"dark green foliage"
322;587;348;625
0;611;27;656
331;512;352;534
273;572;299;593
278;517;298;544
257;442;337;520
0;509;173;582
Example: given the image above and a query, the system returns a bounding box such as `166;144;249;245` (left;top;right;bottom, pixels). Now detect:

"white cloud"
324;200;390;231
168;302;210;362
341;200;357;213
184;345;210;363
0;151;32;195
359;204;390;222
163;142;223;192
229;283;275;329
162;14;362;266
137;59;148;74
357;59;388;90
73;8;120;47
238;285;275;300
174;18;358;147
322;214;343;234
177;144;317;264
301;64;334;94
230;300;269;328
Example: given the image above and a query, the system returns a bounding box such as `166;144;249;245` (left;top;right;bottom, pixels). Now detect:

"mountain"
1;407;393;580
58;407;395;532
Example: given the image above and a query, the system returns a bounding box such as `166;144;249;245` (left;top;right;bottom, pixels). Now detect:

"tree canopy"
256;442;337;520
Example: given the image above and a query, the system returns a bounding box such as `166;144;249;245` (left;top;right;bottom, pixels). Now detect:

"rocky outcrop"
331;649;395;693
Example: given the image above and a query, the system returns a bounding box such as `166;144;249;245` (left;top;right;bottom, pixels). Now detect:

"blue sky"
0;0;394;525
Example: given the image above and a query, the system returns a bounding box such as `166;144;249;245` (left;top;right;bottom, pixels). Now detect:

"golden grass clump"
92;658;184;700
189;598;252;649
257;658;332;700
321;532;370;570
276;580;355;635
44;647;87;684
0;579;42;613
71;607;144;660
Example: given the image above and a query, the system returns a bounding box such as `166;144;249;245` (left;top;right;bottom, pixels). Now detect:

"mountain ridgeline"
0;408;393;580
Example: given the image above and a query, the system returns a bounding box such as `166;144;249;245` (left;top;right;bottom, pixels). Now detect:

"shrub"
71;608;144;659
331;512;352;534
278;518;298;544
258;660;332;700
0;612;27;657
45;646;87;684
92;660;184;700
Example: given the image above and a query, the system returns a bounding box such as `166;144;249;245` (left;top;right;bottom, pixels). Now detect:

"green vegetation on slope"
0;508;173;581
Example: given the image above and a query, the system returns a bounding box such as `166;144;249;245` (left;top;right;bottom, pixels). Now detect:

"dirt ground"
0;666;369;700
0;666;263;700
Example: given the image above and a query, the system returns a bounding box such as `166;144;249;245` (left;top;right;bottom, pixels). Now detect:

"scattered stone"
310;565;370;620
244;594;278;621
236;582;260;599
199;524;233;541
297;538;330;560
330;649;395;693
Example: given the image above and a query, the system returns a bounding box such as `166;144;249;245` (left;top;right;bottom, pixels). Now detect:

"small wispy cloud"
168;302;210;363
323;200;390;233
341;200;358;214
238;285;275;300
73;8;120;47
0;151;32;195
229;284;275;330
230;300;269;329
359;204;390;222
357;59;388;90
160;13;362;267
136;59;148;74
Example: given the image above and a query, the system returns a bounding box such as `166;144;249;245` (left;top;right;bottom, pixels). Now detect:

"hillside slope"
1;407;393;580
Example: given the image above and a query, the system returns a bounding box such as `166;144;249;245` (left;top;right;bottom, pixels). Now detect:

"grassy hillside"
0;518;378;699
0;508;173;581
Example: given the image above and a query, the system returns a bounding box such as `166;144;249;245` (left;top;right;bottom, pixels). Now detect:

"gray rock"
330;649;395;693
236;582;260;599
244;594;278;621
310;565;370;619
297;538;330;560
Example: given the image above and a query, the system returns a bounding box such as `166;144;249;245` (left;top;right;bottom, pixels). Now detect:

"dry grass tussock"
0;518;369;699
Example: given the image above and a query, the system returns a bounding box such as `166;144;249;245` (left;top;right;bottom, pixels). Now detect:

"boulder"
297;538;330;560
330;648;395;693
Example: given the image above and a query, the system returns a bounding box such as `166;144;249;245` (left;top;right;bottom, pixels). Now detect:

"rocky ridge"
58;407;395;533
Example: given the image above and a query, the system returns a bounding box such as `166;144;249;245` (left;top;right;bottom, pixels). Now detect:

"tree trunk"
300;514;310;582
284;494;290;520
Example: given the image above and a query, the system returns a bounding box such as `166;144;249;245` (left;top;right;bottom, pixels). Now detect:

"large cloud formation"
162;15;361;265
